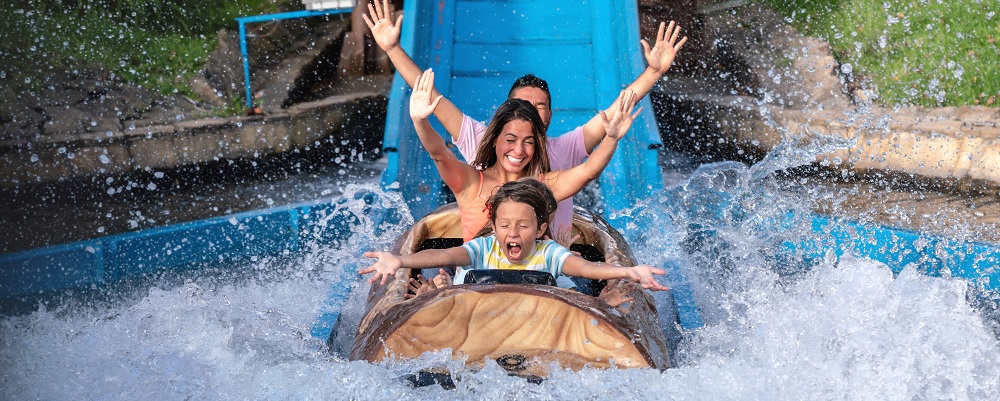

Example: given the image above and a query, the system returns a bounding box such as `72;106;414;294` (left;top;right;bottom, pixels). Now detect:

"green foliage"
764;0;1000;108
3;0;279;97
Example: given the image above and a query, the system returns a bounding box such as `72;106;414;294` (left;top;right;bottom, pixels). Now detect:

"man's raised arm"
579;21;688;153
363;0;465;139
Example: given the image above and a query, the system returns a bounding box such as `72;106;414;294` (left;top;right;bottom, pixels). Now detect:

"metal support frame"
236;8;352;109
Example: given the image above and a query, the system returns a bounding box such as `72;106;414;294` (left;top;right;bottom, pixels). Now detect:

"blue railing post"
239;20;252;108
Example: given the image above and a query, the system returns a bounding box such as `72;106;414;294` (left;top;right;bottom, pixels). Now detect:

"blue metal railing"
236;7;353;109
0;192;399;300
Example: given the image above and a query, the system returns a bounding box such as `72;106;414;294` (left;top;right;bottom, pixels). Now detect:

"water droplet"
99;154;111;164
841;64;853;74
30;154;39;162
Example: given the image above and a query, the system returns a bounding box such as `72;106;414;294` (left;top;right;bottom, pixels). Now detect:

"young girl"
408;69;640;242
359;179;670;293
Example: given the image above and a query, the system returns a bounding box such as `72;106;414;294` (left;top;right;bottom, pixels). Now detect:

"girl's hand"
359;251;403;285
641;21;688;74
600;90;641;141
363;0;403;51
625;265;670;291
409;69;443;121
431;268;454;289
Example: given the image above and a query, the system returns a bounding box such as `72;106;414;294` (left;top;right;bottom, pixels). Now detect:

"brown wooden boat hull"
349;203;670;376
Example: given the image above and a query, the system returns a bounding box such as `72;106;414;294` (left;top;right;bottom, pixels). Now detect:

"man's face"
510;87;552;132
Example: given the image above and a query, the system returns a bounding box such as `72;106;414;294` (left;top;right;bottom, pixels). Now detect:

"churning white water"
3;166;1000;400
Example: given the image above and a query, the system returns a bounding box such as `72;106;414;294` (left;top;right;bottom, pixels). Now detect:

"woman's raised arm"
409;69;479;196
541;90;641;201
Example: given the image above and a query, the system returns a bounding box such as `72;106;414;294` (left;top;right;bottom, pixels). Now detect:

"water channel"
2;134;999;398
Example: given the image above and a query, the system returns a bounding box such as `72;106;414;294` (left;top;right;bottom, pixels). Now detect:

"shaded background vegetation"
2;0;997;110
1;0;285;98
764;0;1000;108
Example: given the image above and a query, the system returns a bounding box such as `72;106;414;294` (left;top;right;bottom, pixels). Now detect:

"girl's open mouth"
506;241;523;260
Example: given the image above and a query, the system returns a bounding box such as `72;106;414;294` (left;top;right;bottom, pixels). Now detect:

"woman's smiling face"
492;200;546;263
493;119;537;174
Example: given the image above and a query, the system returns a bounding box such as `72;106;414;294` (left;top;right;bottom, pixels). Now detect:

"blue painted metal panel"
781;214;1000;293
103;212;298;282
0;242;104;297
452;1;594;43
662;258;704;330
381;0;663;221
590;0;663;230
311;263;361;342
380;0;449;220
0;194;391;301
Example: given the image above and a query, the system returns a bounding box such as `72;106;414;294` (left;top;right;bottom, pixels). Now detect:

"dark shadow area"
0;95;387;254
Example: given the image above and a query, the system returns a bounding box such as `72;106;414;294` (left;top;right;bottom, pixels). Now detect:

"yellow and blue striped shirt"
460;236;573;285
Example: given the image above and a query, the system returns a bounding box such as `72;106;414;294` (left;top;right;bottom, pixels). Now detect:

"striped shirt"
459;236;573;286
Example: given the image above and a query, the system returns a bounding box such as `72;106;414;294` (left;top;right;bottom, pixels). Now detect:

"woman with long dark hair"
408;69;639;241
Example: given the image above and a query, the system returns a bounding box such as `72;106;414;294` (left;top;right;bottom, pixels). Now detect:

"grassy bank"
2;0;281;98
764;0;1000;108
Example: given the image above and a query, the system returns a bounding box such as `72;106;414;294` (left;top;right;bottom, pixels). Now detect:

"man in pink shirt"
364;0;687;239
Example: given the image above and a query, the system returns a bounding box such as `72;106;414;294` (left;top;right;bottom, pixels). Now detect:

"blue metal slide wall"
379;0;664;224
0;193;403;300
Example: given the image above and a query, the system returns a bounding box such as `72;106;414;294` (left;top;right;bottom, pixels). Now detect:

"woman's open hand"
405;274;436;299
409;69;443;121
600;89;641;141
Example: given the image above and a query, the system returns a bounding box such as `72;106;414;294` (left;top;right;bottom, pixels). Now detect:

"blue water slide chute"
379;0;663;224
374;0;702;333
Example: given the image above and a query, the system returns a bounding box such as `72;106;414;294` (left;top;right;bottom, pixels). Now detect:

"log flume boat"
344;203;670;383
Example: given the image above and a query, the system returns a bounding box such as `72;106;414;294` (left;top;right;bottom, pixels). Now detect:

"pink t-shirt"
454;115;588;237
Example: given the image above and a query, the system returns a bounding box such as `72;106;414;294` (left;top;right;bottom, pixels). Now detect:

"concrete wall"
0;92;386;187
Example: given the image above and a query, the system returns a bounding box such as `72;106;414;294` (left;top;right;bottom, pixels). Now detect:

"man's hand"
641;21;688;74
363;0;403;51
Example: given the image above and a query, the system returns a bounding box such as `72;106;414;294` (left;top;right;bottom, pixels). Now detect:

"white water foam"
3;181;1000;400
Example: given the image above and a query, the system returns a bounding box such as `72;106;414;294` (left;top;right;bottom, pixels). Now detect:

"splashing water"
3;148;1000;400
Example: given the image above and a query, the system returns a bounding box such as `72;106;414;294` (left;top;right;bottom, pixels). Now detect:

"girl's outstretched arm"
542;90;641;201
561;255;669;291
359;247;471;286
